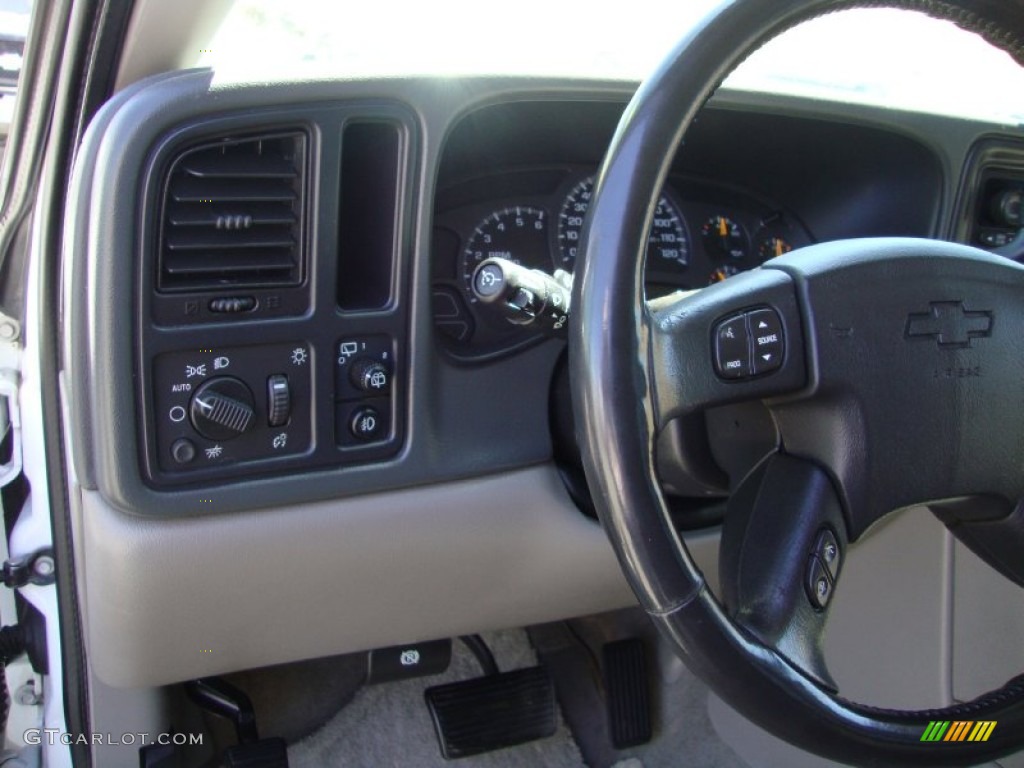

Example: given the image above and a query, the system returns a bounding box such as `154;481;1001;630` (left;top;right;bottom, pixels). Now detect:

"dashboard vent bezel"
954;137;1024;251
156;131;308;293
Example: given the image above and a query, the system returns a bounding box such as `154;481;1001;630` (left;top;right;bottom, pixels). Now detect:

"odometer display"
557;177;689;272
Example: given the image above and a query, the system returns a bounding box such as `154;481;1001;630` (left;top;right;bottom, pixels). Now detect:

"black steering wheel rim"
570;1;1024;765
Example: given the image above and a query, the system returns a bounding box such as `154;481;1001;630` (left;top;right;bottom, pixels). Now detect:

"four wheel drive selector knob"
189;376;256;441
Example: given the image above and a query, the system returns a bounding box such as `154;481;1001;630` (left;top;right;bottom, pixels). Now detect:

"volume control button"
267;375;291;427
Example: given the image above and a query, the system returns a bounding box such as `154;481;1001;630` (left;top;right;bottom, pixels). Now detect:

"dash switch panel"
151;342;312;476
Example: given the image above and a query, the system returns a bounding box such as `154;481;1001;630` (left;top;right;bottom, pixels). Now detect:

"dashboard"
61;72;1024;688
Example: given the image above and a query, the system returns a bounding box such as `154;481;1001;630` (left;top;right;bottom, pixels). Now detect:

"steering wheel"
571;1;1024;764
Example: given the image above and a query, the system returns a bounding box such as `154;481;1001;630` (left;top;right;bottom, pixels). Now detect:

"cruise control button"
815;528;841;579
749;308;784;375
713;314;750;379
805;556;833;610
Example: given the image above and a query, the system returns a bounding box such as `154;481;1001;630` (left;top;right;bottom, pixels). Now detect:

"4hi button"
749;308;784;374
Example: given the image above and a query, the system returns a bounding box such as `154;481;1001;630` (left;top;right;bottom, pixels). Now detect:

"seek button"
749;308;784;374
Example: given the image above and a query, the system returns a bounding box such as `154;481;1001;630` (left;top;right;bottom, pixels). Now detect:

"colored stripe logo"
921;721;996;742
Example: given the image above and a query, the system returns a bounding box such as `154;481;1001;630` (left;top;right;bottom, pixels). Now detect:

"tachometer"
462;207;550;302
557;177;689;272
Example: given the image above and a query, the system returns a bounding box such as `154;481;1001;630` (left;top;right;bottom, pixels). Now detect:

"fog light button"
350;406;384;441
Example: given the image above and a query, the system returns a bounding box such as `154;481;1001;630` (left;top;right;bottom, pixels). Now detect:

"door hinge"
1;548;55;588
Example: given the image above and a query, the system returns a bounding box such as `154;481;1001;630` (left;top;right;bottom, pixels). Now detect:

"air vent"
158;132;306;292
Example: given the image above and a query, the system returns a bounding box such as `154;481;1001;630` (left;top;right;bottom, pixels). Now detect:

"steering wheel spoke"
930;497;1024;587
646;268;807;430
720;453;846;691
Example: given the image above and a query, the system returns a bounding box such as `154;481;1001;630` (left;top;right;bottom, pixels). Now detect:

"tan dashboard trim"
79;466;721;687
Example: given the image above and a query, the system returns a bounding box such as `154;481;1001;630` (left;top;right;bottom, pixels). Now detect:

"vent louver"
158;132;306;292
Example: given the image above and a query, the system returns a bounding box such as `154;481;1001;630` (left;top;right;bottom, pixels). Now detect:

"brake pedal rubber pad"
425;666;557;758
603;638;652;749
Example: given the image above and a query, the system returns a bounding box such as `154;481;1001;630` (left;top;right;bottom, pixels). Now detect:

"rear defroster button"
749;308;784;374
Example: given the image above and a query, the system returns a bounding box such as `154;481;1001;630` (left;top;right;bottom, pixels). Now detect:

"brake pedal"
425;665;557;759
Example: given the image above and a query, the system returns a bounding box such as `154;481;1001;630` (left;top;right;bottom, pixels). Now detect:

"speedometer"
556;176;689;272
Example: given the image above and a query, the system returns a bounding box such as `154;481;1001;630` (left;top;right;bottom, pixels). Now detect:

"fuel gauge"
702;216;747;259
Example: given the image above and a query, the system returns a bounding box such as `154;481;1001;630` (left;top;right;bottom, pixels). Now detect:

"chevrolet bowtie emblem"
905;301;993;349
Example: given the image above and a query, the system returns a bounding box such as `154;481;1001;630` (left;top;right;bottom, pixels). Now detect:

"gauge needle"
719;217;727;238
775;239;784;257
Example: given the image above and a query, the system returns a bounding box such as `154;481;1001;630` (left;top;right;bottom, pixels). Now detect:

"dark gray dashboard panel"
65;69;1008;518
68;71;594;516
434;98;947;243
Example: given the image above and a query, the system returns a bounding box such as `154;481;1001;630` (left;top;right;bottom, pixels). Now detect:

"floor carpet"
288;625;746;767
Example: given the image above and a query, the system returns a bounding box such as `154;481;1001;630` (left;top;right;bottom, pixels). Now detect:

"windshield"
202;1;1024;126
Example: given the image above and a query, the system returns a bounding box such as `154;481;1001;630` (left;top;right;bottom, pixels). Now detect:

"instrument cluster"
432;167;813;360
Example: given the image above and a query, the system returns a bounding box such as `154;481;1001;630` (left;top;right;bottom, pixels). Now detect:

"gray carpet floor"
289;630;585;767
288;626;746;767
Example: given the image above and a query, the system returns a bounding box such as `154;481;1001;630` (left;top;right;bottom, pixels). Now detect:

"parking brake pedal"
426;665;557;759
185;677;289;768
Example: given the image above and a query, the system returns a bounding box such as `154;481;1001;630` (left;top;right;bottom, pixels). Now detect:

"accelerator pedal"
603;638;652;749
425;665;557;759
